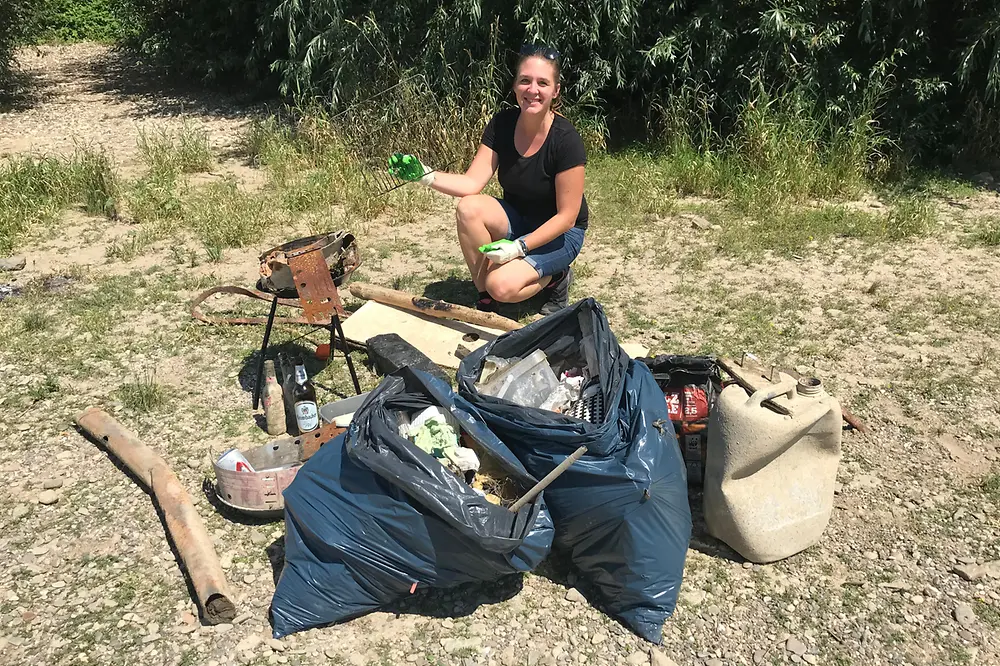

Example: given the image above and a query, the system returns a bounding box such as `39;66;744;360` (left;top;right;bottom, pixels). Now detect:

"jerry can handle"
746;377;797;407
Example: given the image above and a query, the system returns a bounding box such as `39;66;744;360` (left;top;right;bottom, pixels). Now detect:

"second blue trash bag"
269;368;554;638
456;298;692;644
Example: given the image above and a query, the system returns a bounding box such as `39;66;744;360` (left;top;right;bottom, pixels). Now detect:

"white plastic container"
703;374;842;563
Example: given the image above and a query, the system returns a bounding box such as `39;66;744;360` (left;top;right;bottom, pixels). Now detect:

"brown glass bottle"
291;362;319;433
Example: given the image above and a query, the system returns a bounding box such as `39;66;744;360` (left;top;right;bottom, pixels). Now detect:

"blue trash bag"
456;298;692;644
269;368;555;638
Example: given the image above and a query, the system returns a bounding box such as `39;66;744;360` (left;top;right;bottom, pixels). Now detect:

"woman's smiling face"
514;55;560;116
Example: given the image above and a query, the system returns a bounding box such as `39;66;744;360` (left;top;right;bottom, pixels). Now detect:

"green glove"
479;238;527;264
388;152;435;185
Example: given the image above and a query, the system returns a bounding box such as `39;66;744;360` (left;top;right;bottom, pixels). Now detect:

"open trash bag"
270;368;554;637
457;299;692;644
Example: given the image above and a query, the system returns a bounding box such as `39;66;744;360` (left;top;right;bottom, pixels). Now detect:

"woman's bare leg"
484;260;552;303
455;195;510;292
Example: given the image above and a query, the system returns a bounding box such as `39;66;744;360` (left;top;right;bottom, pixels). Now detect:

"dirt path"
0;43;258;168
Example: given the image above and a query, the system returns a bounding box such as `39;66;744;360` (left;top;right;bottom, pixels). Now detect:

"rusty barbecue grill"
252;232;362;408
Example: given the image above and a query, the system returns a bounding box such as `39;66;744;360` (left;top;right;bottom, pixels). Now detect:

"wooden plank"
718;356;868;432
341;301;505;369
621;342;650;359
717;356;792;416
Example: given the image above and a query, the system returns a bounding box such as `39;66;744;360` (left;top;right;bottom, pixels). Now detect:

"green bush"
0;0;43;99
36;0;123;43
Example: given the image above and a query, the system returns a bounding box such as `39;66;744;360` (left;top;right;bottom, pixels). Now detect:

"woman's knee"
485;270;535;303
455;195;490;229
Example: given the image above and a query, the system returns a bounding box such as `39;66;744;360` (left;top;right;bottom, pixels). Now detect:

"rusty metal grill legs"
252;296;280;410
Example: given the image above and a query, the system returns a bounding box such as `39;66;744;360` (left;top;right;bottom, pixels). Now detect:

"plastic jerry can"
703;374;842;563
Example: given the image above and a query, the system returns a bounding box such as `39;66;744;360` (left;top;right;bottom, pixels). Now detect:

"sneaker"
539;267;572;316
475;292;499;313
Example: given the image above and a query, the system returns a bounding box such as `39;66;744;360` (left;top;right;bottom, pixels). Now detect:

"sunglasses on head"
520;44;560;60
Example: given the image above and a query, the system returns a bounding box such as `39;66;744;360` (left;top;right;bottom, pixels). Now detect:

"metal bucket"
213;439;305;517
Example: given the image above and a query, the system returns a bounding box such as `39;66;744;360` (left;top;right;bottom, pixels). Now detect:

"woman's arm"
520;165;585;250
428;144;499;198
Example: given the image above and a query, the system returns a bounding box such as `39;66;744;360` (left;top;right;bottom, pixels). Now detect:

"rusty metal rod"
75;407;237;624
349;282;522;332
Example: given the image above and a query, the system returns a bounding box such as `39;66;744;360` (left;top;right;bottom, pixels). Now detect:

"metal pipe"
75;408;237;625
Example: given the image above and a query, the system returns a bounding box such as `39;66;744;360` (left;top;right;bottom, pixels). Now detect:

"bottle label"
295;365;308;385
294;401;319;431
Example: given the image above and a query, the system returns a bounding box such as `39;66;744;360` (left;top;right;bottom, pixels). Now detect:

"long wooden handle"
349;282;522;332
508;445;588;513
75;407;237;624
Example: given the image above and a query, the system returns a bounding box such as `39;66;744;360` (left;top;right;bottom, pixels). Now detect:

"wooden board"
620;342;650;359
341;301;505;369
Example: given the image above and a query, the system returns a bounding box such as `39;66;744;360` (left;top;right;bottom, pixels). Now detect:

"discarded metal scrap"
75;407;237;625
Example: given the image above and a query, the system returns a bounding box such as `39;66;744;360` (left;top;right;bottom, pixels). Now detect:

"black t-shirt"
481;108;589;230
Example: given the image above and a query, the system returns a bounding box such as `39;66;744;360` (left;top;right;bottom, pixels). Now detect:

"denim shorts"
496;197;585;278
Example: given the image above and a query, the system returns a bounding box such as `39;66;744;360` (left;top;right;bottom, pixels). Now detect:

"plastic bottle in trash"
262;360;287;436
292;362;319;433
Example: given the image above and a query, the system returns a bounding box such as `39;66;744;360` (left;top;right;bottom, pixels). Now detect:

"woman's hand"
388;153;436;186
479;238;527;264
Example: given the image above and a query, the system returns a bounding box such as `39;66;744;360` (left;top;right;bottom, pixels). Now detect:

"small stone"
706;660;724;666
0;256;26;271
650;651;679;666
42;478;64;490
681;589;707;606
565;588;586;603
142;633;160;644
954;564;986;581
863;551;878;561
266;639;285;652
742;561;754;569
232;612;252;624
683;214;712;230
626;651;647;665
249;529;268;546
911;595;924;605
785;637;807;656
958;629;976;642
753;649;767;664
803;656;818;665
528;651;541;666
243;574;256;585
237;635;262;652
37;490;58;505
972;171;995;186
220;553;233;570
501;647;517;666
924;585;941;599
214;623;233;634
954;603;976;626
178;623;198;634
11;504;28;520
186;458;201;470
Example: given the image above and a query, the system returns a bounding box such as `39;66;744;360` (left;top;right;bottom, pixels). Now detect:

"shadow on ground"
0;69;55;113
422;275;547;322
79;48;273;121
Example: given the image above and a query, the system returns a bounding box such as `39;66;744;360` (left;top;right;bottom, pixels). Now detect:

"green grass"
973;599;1000;628
0;148;119;253
982;471;1000;502
137;123;213;177
117;372;169;413
967;216;1000;247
